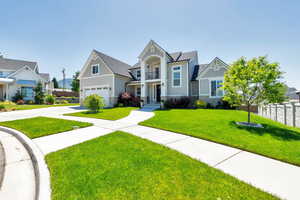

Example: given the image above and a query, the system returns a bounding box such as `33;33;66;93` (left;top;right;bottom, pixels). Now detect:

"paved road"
0;141;5;189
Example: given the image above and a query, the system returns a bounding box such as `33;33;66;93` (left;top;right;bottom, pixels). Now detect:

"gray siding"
190;81;199;96
199;79;209;95
201;67;226;78
80;75;114;89
114;75;130;97
166;62;188;96
81;56;112;78
140;44;164;61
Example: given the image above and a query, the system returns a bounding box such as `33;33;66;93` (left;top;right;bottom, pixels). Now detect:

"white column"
5;84;9;100
160;54;167;98
140;60;147;103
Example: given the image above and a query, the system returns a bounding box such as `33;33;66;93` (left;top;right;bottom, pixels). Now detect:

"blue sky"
1;0;299;88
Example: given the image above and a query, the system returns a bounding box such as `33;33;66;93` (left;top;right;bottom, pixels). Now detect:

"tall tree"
223;56;286;124
71;71;80;92
52;77;59;88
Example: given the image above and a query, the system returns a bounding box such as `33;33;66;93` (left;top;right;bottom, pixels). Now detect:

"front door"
156;84;161;103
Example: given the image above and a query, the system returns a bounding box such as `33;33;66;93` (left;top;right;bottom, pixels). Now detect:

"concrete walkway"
1;106;300;199
0;131;36;200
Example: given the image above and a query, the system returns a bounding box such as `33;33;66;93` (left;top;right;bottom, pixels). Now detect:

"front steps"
140;104;161;111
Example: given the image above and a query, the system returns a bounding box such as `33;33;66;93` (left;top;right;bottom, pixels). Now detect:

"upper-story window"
211;80;223;97
0;72;3;78
91;64;99;75
172;66;181;87
136;70;141;80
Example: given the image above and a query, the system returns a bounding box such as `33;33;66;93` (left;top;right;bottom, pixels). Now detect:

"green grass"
65;107;137;120
1;103;79;111
0;117;92;138
140;109;300;166
46;131;277;200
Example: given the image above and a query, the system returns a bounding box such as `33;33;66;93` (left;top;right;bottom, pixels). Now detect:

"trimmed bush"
17;100;25;105
12;91;23;102
117;92;140;107
164;97;191;109
45;95;56;105
195;100;207;109
0;104;5;110
84;94;105;113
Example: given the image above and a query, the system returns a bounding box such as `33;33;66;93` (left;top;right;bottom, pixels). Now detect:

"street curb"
0;126;51;200
0;141;5;189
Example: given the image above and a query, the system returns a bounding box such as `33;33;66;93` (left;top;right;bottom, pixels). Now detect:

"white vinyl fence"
258;103;300;128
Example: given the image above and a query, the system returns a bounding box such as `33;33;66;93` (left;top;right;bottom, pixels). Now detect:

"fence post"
291;102;296;127
283;103;287;125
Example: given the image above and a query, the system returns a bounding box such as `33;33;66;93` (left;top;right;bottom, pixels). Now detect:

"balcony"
145;71;160;80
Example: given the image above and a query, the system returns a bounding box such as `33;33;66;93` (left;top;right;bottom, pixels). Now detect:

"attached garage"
83;86;111;107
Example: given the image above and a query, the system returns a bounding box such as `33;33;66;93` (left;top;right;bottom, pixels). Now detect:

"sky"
1;0;299;88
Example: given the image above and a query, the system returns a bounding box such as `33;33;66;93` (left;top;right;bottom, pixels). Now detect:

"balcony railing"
145;71;160;80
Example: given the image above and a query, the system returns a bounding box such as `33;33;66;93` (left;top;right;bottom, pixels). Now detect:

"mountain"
58;78;73;89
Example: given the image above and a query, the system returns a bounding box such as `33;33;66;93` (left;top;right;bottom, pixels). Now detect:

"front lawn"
140;109;300;166
65;107;137;120
0;103;79;111
46;131;277;200
0;117;92;138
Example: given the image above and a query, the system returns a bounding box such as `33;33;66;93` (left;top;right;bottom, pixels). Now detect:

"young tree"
34;82;45;104
71;71;80;92
223;56;286;124
52;77;59;88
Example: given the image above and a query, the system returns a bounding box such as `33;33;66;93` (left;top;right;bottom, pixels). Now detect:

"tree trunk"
247;103;251;124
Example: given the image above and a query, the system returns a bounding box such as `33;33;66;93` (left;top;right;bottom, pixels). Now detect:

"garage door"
84;86;110;106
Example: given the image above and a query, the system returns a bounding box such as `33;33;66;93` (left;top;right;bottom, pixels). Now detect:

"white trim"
112;74;115;98
91;64;100;76
186;62;189;96
138;40;165;59
7;65;45;82
171;65;182;88
83;84;110;89
80;74;114;79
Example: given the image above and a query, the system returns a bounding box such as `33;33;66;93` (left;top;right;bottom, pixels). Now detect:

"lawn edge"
139;122;300;167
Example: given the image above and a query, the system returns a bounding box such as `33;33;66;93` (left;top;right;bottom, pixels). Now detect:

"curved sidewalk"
0;127;51;200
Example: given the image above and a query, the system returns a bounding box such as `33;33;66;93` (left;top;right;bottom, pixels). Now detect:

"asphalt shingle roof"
93;50;131;77
0;57;37;71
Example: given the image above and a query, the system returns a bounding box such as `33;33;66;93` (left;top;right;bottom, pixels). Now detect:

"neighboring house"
286;87;300;101
78;40;229;107
0;56;52;101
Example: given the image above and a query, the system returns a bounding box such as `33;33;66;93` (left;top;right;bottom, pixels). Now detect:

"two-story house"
78;40;228;107
0;55;52;101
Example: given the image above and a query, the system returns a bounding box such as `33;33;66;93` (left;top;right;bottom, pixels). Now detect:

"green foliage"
83;94;105;113
223;56;286;122
71;71;80;92
34;82;45;104
0;104;5;110
195;100;207;108
52;77;59;88
45;95;56;105
12;90;23;102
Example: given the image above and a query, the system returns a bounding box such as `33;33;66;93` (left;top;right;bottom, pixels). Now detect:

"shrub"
195;100;207;109
116;103;124;107
117;92;140;107
0;104;5;110
12;91;23;102
45;95;56;105
34;82;45;104
216;99;236;109
56;100;69;104
25;100;34;104
164;97;191;109
17;99;25;105
84;94;105;113
1;101;15;106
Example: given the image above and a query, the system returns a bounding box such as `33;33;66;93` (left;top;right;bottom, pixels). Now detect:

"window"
136;70;141;80
136;87;141;97
21;87;34;98
91;64;99;75
172;66;181;87
211;80;223;97
0;72;3;77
